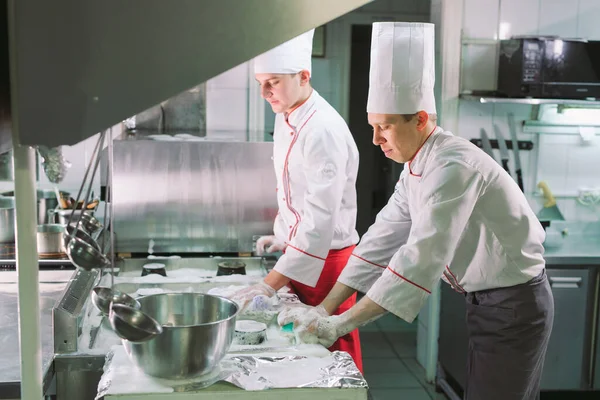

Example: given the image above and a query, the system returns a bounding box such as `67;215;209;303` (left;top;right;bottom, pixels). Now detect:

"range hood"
1;0;372;152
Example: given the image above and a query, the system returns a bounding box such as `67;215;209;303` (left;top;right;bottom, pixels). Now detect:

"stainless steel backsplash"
104;140;277;254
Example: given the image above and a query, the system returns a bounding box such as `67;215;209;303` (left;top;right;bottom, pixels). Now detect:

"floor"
360;313;447;400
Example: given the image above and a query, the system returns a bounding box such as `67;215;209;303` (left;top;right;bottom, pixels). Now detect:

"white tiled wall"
205;63;249;135
459;0;600;223
462;0;600;93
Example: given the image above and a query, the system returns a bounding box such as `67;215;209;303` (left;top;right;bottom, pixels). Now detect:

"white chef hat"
253;29;314;75
367;22;436;115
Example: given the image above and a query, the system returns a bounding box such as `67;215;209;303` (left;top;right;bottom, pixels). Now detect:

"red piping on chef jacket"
351;254;431;294
444;265;466;293
280;96;314;238
408;126;438;177
286;243;326;261
351;254;386;269
282;109;317;241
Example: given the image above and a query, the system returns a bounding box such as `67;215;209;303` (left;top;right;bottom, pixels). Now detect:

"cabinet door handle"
549;276;582;289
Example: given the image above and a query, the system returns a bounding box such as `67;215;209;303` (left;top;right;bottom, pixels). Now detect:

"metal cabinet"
438;266;597;394
542;268;594;390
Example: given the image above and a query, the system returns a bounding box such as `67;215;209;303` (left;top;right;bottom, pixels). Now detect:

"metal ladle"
91;286;140;316
64;131;106;269
109;303;163;342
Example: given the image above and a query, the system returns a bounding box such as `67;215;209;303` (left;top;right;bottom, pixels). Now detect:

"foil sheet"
224;351;368;391
37;145;72;184
96;345;367;398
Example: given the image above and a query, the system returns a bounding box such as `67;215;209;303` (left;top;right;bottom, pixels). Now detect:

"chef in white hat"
280;22;554;399
229;29;363;371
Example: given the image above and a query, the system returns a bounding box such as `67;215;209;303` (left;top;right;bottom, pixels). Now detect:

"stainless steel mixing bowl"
122;293;239;380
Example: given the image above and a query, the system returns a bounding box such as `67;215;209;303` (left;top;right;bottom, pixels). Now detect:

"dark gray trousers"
464;270;554;400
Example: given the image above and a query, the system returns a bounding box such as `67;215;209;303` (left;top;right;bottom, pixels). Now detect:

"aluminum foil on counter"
96;345;367;398
225;351;368;390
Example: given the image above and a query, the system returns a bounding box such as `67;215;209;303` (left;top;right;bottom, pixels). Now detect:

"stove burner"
217;260;246;276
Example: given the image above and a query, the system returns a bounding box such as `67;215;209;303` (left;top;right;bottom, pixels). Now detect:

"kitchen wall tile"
461;43;498;91
536;134;570;194
537;134;600;196
538;0;578;37
456;101;496;141
462;0;500;39
499;0;540;37
577;0;600;39
312;58;332;93
206;62;249;90
264;108;276;134
206;88;247;131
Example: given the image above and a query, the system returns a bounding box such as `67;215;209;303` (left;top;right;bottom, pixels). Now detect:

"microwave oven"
497;37;600;100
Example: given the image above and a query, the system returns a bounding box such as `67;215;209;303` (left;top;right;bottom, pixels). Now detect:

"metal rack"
460;93;600;106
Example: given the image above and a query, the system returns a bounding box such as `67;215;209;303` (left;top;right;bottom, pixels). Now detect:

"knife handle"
516;169;524;192
537;181;556;208
501;160;510;173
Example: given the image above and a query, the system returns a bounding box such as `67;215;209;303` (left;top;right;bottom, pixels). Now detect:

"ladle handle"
66;132;105;228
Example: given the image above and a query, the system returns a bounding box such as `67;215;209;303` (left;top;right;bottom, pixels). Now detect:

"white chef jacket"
271;90;360;287
338;127;546;322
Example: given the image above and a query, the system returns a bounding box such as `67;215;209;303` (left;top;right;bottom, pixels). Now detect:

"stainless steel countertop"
0;271;73;395
544;234;600;266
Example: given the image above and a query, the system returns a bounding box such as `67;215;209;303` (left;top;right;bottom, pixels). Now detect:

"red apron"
288;245;363;373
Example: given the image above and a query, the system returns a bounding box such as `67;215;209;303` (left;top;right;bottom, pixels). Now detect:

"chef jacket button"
289;225;292;229
289;131;294;136
282;197;286;201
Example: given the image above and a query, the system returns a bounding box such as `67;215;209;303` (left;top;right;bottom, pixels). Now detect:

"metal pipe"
13;145;43;399
7;1;43;397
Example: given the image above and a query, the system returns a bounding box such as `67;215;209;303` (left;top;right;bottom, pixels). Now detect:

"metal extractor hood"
1;0;372;152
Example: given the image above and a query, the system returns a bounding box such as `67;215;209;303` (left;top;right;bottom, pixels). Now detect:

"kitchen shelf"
460;93;600;107
523;122;600;135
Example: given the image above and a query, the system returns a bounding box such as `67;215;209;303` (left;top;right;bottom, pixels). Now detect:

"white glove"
277;303;329;327
295;312;351;348
230;281;277;311
256;235;286;256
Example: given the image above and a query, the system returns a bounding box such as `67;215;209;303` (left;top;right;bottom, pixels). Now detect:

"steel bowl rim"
138;292;240;329
110;303;163;341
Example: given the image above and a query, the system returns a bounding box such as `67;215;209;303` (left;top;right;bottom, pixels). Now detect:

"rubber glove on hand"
294;311;354;348
256;235;286;256
277;303;329;327
230;281;276;311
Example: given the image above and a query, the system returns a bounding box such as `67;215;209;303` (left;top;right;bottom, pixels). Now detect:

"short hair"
400;113;437;123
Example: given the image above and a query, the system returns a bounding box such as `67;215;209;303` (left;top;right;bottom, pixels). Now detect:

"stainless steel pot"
122;293;239;380
1;190;68;224
54;208;94;226
0;197;15;243
37;224;66;254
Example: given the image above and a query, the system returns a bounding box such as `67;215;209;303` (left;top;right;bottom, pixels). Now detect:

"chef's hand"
255;235;286;255
230;281;276;311
293;295;388;348
277;303;329;327
294;312;349;348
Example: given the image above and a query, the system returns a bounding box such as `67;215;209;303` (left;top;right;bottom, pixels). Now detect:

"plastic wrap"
37;145;72;184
